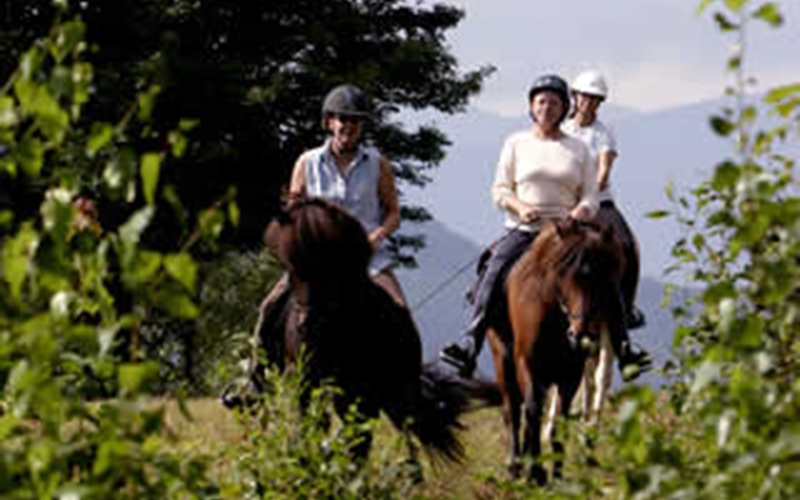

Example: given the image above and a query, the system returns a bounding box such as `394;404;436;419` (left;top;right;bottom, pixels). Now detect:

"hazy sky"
442;0;800;115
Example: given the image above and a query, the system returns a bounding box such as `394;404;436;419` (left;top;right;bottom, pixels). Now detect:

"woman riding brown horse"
486;217;627;483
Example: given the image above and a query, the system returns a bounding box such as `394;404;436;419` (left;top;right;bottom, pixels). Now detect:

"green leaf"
86;122;114;157
19;47;43;81
0;210;14;228
722;0;746;12
0;96;19;127
118;362;157;396
703;282;736;304
18;134;44;178
199;208;226;242
774;98;800;118
156;290;200;319
119;206;155;249
164;253;197;293
228;201;240;227
764;83;800;103
131;251;162;284
103;147;138;202
710;116;736;136
711;161;739;191
646;210;671;219
168;130;187;158
140;153;161;205
51;20;86;63
690;361;721;396
752;2;783;27
697;0;717;14
732;316;762;348
713;12;739;31
4;225;39;302
137;85;161;121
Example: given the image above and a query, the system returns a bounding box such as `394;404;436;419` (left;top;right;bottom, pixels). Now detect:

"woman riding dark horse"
487;217;628;483
228;197;498;463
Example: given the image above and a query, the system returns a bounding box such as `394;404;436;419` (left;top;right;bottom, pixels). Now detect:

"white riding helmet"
571;71;609;99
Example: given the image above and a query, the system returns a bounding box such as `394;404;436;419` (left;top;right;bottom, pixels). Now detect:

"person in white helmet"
563;70;648;333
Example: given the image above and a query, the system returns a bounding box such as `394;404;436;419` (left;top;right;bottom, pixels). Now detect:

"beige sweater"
492;130;598;231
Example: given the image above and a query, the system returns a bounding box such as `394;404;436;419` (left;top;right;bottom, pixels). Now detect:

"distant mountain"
397;219;678;386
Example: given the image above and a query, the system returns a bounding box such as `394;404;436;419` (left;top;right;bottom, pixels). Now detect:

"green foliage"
221;366;421;499
0;6;237;497
193;249;283;394
2;0;492;259
586;1;800;499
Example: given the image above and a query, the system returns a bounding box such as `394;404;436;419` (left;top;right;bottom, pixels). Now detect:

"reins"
411;221;525;313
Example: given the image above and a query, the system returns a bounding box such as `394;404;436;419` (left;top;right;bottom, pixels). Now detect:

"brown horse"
485;218;626;483
237;197;499;463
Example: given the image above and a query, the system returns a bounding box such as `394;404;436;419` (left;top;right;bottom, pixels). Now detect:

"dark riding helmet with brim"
528;74;570;123
322;84;370;121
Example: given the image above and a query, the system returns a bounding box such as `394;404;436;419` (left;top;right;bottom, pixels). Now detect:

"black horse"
230;197;498;463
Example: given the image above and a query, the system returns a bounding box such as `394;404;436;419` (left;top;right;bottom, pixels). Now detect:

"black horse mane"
278;196;373;283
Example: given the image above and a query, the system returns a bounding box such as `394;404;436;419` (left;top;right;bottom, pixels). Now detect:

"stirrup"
620;347;653;382
440;344;477;378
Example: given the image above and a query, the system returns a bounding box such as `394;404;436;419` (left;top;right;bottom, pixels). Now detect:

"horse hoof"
529;464;548;486
405;458;425;484
507;459;523;480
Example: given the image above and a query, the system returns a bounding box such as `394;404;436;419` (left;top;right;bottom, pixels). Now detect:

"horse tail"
401;362;502;464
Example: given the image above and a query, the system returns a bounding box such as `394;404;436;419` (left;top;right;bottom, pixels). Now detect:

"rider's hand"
569;204;592;221
368;227;387;253
516;203;539;224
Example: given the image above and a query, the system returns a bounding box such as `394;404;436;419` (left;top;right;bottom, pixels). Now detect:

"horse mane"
512;219;624;301
277;196;373;282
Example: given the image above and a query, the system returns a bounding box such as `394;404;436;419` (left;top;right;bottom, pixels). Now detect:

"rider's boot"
617;339;653;382
609;313;652;381
440;315;486;378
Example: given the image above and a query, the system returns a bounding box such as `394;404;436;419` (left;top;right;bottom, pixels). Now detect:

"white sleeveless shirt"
302;140;393;274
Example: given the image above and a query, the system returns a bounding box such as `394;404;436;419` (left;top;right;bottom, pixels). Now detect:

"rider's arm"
597;124;618;191
570;144;599;221
371;156;401;249
597;150;617;191
287;153;307;203
492;135;538;223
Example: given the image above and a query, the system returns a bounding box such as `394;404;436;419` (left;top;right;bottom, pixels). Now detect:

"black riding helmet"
321;84;370;119
527;74;570;123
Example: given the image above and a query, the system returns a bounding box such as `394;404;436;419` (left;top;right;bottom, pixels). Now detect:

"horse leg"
551;377;582;481
520;379;548;485
516;349;547;485
541;385;560;446
590;324;615;422
488;328;522;478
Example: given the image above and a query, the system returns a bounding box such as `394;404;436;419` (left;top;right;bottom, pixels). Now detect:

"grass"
157;398;624;499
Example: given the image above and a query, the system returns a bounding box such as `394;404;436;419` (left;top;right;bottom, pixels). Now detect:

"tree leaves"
753;2;783;26
140;153;161;205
